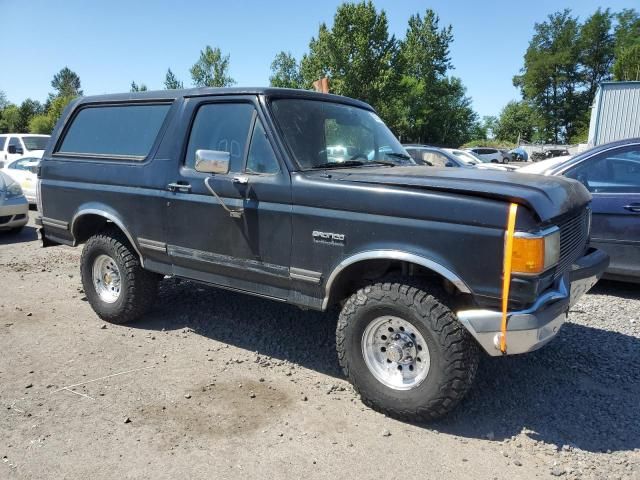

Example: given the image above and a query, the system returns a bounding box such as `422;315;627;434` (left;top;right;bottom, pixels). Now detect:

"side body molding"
70;208;144;266
322;250;471;310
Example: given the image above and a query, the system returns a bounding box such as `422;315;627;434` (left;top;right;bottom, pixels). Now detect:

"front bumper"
457;248;609;356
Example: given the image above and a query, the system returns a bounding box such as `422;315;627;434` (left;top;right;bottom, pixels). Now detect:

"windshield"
270;99;413;169
22;136;49;151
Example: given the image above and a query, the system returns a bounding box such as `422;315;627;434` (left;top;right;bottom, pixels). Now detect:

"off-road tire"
80;227;159;324
336;279;479;421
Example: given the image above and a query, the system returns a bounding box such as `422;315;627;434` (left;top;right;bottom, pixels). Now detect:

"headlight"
511;227;560;274
5;181;24;199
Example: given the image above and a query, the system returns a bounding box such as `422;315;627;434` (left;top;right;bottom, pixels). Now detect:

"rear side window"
57;103;171;159
0;137;6;151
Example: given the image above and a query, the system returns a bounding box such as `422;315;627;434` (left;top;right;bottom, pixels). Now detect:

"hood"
329;166;591;222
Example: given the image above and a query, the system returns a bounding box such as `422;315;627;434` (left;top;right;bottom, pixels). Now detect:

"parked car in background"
509;147;529;162
520;138;640;283
466;147;504;163
0;171;29;233
499;149;512;163
443;148;517;171
2;153;42;204
0;134;50;166
403;145;462;167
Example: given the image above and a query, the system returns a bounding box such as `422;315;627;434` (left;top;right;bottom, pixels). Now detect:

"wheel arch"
70;206;144;266
322;250;472;310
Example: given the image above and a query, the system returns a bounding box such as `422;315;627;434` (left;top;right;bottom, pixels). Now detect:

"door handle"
232;175;249;185
167;182;191;193
624;203;640;213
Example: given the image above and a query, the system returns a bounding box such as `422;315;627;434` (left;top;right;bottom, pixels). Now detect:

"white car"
466;147;504;163
0;134;49;167
0;171;29;232
2;153;41;204
443;149;516;171
518;156;572;175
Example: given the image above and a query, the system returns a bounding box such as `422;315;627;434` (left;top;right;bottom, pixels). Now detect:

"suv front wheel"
336;280;479;421
80;228;159;324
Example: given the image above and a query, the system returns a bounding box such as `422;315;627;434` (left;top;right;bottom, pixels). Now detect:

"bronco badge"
312;230;345;245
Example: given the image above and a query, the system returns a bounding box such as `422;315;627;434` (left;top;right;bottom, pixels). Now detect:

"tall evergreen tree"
269;52;303;89
300;1;402;126
164;68;184;89
514;10;582;143
130;81;148;92
51;67;83;98
190;46;235;87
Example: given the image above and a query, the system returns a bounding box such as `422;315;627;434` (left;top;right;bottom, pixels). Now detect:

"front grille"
555;208;590;276
0;215;11;225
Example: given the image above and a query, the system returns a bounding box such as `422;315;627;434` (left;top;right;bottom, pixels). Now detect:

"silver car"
0;171;29;232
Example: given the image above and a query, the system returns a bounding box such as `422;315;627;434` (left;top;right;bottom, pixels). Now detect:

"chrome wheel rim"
92;254;122;303
362;315;431;390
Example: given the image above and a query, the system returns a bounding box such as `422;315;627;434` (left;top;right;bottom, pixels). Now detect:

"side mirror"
445;161;455;167
8;145;22;155
195;149;230;174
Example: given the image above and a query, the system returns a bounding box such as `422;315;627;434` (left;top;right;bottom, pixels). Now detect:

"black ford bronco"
37;88;608;420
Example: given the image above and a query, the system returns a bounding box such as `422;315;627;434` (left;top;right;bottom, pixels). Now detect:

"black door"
165;96;292;298
565;145;640;282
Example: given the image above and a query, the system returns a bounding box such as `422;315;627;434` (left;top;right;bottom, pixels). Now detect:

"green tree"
130;81;148;92
612;9;640;80
395;8;476;145
514;10;582;143
29;96;75;134
579;9;614;100
0;105;20;133
300;1;402;126
16;99;44;132
0;91;9;110
164;68;184;89
614;9;640;53
190;46;235;87
51;67;83;98
269;51;303;88
613;43;640;80
432;76;478;146
494;101;536;143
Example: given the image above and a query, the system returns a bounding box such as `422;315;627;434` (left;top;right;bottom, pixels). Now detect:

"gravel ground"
0;212;638;479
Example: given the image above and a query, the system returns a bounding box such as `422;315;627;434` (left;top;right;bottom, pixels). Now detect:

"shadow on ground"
133;277;639;454
0;225;38;245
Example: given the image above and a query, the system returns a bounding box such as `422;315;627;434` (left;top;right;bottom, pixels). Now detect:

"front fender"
322;249;472;310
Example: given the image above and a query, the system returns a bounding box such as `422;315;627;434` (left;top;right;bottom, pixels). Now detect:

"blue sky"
1;0;635;117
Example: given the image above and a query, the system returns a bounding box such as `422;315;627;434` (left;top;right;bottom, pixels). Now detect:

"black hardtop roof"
73;87;375;110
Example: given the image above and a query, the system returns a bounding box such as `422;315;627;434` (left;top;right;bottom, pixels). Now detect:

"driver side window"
185;103;254;172
566;149;640;193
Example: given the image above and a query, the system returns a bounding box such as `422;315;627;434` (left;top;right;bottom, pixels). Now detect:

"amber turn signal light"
510;230;560;275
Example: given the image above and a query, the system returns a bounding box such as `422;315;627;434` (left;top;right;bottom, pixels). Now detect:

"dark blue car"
520;138;640;283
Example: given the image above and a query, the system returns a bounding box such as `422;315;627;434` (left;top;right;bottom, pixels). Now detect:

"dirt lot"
1;212;639;480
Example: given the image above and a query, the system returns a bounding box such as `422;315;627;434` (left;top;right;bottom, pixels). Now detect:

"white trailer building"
588;81;640;146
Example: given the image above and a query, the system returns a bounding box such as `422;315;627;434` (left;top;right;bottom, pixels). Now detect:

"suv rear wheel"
80;228;159;324
336;279;479;421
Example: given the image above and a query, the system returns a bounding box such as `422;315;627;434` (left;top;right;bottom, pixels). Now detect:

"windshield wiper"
312;160;366;169
366;160;396;167
384;152;412;160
